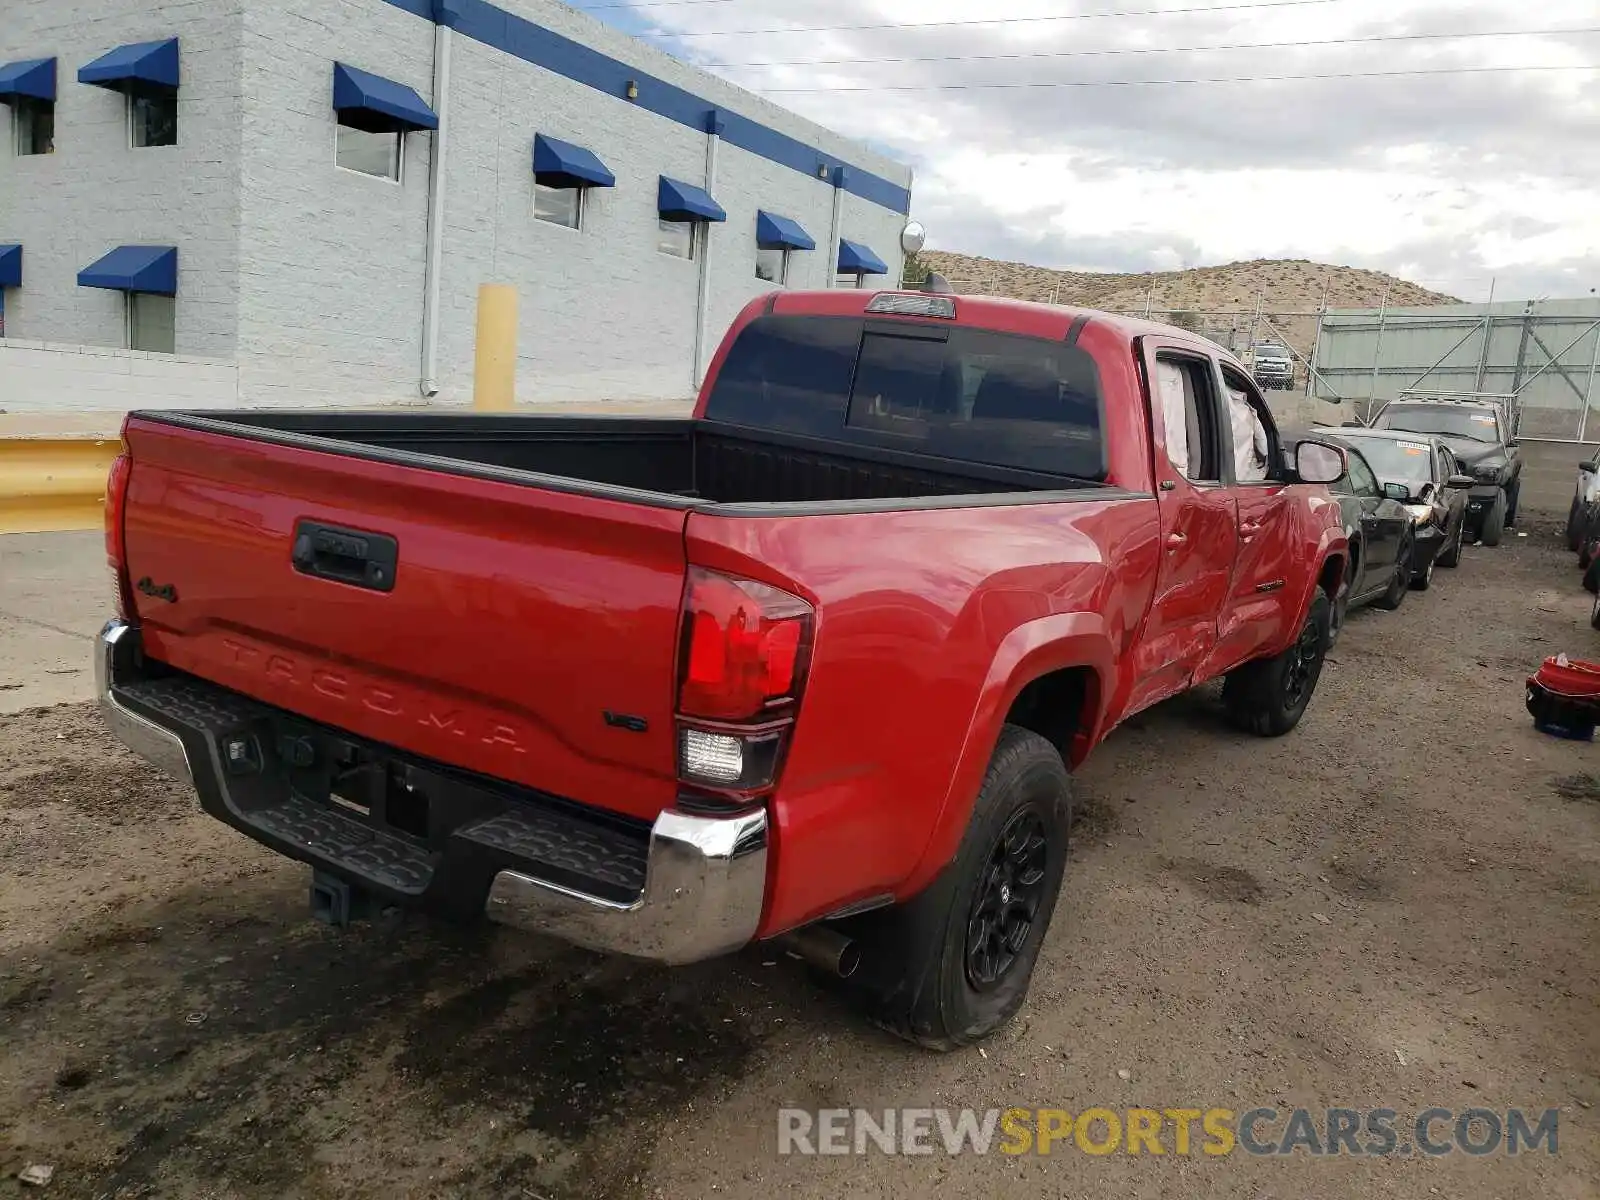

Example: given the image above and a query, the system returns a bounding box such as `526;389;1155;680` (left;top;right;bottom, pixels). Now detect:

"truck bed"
147;411;1087;508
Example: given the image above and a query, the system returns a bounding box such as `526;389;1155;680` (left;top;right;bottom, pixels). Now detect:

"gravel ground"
2;521;1597;1199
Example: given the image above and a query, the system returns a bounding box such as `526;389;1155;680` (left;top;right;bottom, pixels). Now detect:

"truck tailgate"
121;417;689;823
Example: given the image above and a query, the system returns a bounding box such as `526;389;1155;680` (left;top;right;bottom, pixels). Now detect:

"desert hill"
914;251;1459;359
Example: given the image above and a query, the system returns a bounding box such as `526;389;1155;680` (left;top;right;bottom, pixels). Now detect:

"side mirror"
1295;439;1346;485
1381;482;1410;502
1447;473;1476;489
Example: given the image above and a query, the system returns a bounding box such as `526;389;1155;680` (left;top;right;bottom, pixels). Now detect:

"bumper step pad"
460;809;647;903
113;672;650;906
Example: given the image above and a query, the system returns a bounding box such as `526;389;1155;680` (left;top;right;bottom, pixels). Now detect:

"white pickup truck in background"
1248;342;1296;391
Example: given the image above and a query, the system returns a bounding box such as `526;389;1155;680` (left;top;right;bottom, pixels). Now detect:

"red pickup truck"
98;289;1349;1048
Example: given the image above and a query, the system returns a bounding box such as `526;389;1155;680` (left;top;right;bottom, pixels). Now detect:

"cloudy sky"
579;0;1600;301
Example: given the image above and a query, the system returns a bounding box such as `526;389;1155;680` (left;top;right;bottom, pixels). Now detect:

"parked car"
1250;342;1295;391
1370;397;1521;545
97;290;1349;1049
1333;428;1473;590
1290;432;1416;635
1566;457;1600;552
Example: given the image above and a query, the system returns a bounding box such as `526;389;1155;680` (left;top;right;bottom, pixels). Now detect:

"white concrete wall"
0;0;245;357
0;340;239;410
233;0;437;408
3;0;912;410
231;0;911;407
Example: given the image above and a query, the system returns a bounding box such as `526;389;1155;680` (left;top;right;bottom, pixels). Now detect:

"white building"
0;0;914;409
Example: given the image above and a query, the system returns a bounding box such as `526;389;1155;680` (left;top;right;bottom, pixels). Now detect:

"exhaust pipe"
776;925;861;979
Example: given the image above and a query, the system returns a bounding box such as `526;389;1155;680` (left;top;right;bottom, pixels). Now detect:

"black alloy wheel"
1282;612;1324;712
965;809;1049;991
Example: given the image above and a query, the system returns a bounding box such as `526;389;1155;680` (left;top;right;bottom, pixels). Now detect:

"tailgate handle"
291;521;398;593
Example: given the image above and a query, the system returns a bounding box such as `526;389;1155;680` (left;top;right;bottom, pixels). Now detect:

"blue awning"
756;211;815;252
838;239;889;276
78;245;177;296
533;134;615;189
0;245;21;289
0;57;55;103
78;38;179;93
333;62;437;133
658;176;726;223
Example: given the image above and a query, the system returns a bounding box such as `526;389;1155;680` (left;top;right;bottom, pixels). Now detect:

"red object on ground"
1526;655;1600;741
1529;655;1600;699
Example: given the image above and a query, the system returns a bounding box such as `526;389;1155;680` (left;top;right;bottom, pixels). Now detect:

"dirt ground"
3;521;1597;1200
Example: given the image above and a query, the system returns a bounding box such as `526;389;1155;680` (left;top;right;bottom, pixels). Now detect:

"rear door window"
704;315;861;439
704;315;1106;480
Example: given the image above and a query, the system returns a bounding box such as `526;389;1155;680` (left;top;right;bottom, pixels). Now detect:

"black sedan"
1335;428;1473;590
1296;433;1416;640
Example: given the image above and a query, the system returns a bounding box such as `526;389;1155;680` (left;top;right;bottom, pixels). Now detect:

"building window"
129;92;177;148
128;293;175;354
836;273;865;290
534;182;583;229
658;217;697;261
756;247;789;284
13;97;54;155
336;120;402;181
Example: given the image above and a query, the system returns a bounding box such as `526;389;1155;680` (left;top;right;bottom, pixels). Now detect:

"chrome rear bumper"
485;808;769;965
96;619;192;786
95;619;767;965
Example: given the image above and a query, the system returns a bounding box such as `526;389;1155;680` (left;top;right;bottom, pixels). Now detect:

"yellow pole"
473;283;517;411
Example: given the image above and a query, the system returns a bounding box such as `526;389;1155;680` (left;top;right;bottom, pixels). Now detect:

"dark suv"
1371;398;1521;545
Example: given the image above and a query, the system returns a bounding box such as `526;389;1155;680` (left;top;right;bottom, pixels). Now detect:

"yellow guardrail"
0;437;123;535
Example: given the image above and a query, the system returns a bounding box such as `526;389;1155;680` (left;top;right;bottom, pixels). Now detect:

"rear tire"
1438;516;1465;568
1410;547;1436;590
1222;590;1332;737
1591;593;1600;632
842;725;1071;1051
1372;534;1414;610
1480;491;1507;547
1584;555;1600;596
1326;548;1355;649
1568;497;1585;552
1505;479;1520;528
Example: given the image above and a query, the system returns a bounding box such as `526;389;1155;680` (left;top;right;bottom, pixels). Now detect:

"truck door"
1207;362;1299;672
1126;346;1239;717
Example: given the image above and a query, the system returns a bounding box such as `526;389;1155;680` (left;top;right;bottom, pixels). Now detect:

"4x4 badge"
136;577;178;603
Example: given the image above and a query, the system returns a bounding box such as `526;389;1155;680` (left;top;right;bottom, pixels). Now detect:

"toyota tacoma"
98;289;1349;1048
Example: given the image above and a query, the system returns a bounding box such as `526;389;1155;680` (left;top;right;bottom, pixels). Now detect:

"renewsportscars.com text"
777;1107;1559;1158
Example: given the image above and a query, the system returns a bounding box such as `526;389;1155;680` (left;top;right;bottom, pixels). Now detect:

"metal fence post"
1305;274;1330;398
1367;284;1391;416
1577;321;1600;444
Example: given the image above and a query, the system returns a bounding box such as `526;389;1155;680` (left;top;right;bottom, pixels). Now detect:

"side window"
1154;354;1222;483
1347;452;1380;498
1439;446;1457;479
1218;365;1276;484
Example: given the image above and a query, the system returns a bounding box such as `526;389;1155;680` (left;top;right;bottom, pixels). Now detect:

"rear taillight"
104;451;134;619
676;567;814;797
678;568;812;721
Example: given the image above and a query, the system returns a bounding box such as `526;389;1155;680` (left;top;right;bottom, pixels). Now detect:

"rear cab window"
704;315;1107;481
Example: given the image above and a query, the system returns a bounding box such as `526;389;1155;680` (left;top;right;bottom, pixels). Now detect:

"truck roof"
766;288;1241;368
